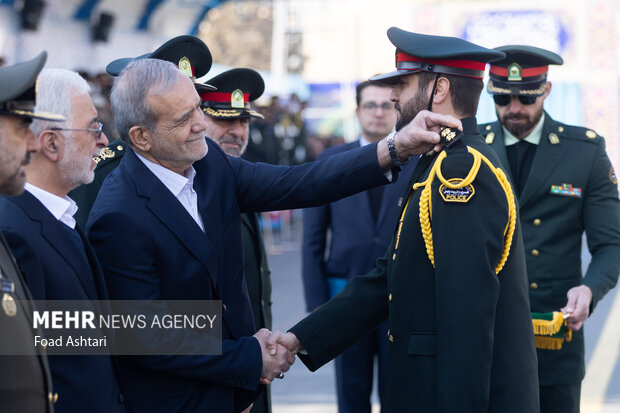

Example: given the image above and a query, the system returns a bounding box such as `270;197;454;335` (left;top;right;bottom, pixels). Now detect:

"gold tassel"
535;335;565;350
531;312;564;336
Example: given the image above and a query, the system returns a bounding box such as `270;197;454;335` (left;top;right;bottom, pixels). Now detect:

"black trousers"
540;382;581;413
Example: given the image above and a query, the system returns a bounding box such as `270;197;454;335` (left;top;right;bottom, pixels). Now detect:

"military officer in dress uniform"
481;45;620;413
0;51;63;412
270;28;540;412
199;68;274;413
69;35;215;228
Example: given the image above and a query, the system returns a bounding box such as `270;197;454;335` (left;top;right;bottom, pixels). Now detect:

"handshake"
253;328;303;384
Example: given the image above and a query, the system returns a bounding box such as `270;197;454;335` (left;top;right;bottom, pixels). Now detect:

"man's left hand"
561;285;593;331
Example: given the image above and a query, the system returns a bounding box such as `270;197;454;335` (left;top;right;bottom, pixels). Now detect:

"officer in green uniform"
69;35;215;228
199;67;273;413
271;28;540;412
481;45;620;413
0;51;63;412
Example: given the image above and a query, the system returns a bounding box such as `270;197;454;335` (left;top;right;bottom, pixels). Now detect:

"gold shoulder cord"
394;146;516;274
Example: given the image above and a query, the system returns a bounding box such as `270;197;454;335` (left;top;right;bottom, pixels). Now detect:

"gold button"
586;130;597;139
388;331;394;343
486;125;491;131
392;253;396;261
531;249;540;257
558;126;564;133
117;145;124;151
48;392;53;402
388;293;392;302
533;219;541;226
53;393;58;403
530;282;539;290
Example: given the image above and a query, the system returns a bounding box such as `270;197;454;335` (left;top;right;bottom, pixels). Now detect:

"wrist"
387;131;408;168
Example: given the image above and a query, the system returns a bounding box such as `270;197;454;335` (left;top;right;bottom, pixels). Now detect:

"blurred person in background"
302;79;417;413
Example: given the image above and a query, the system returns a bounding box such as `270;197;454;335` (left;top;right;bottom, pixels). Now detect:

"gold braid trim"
401;146;516;274
532;312;564;336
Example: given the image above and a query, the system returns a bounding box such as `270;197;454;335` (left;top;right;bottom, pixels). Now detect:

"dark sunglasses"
493;95;537;106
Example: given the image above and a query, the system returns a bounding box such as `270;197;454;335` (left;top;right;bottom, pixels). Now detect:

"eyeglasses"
360;102;395;111
50;121;103;140
493;95;537;106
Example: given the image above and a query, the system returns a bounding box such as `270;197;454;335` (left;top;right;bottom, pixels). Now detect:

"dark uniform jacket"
241;212;272;413
480;112;620;386
86;140;391;413
0;231;55;413
290;117;540;412
0;191;126;413
69;139;126;229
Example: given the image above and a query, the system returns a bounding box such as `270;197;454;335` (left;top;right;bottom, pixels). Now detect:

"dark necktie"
506;140;536;197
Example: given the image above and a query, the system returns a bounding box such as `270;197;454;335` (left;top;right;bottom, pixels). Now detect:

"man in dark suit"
481;45;620;413
69;35;215;228
86;57;456;413
0;52;59;413
0;68;126;413
200;67;274;413
302;79;415;413
271;28;540;412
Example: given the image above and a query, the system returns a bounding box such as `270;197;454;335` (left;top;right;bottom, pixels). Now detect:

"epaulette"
550;122;601;143
93;140;126;168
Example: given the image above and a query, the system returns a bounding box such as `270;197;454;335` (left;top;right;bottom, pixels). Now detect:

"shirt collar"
503;113;545;146
359;135;374;147
25;183;78;228
135;152;196;197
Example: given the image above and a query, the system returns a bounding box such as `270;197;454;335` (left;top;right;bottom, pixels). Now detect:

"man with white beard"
0;68;127;413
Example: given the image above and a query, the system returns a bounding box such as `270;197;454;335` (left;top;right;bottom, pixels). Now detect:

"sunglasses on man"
493;95;537;106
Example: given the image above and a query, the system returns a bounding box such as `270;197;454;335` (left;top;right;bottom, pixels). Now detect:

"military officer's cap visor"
487;45;563;96
0;52;65;122
105;35;216;90
370;27;506;85
199;68;265;120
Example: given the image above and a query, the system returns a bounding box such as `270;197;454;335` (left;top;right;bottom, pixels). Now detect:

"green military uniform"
290;118;539;412
484;44;620;412
480;114;620;389
0;51;62;412
70;139;126;229
0;232;56;412
241;212;272;413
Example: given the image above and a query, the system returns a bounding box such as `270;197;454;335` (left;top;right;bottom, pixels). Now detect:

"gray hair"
30;68;91;137
110;58;181;144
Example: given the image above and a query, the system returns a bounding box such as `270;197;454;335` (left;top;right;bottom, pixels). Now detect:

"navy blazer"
302;141;418;311
86;139;390;413
0;191;126;413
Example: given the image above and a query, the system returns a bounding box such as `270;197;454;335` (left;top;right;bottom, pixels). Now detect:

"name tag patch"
439;179;475;203
550;183;581;198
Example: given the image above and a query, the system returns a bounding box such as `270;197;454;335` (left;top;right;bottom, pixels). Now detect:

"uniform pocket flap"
408;333;437;356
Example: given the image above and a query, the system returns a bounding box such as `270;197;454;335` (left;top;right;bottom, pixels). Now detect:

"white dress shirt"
135;153;205;232
25;183;78;229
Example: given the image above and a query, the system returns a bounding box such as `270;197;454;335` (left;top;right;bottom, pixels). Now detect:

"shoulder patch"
439;178;475;203
611;167;617;185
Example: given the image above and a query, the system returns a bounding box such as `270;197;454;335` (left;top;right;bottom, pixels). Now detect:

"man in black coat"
0;52;61;412
270;28;540;412
481;45;620;413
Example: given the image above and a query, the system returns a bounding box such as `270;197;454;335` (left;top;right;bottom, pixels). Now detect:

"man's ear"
129;126;152;152
433;77;451;104
38;130;61;162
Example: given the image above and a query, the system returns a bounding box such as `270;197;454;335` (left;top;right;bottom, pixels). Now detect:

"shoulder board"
93;140;126;168
551;121;602;143
478;121;501;144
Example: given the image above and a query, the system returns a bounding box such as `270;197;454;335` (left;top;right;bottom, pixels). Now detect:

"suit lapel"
17;191;99;300
125;150;219;293
518;115;568;209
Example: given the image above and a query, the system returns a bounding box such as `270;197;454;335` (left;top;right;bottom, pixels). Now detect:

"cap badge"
508;63;522;81
178;57;193;78
231;89;244;108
